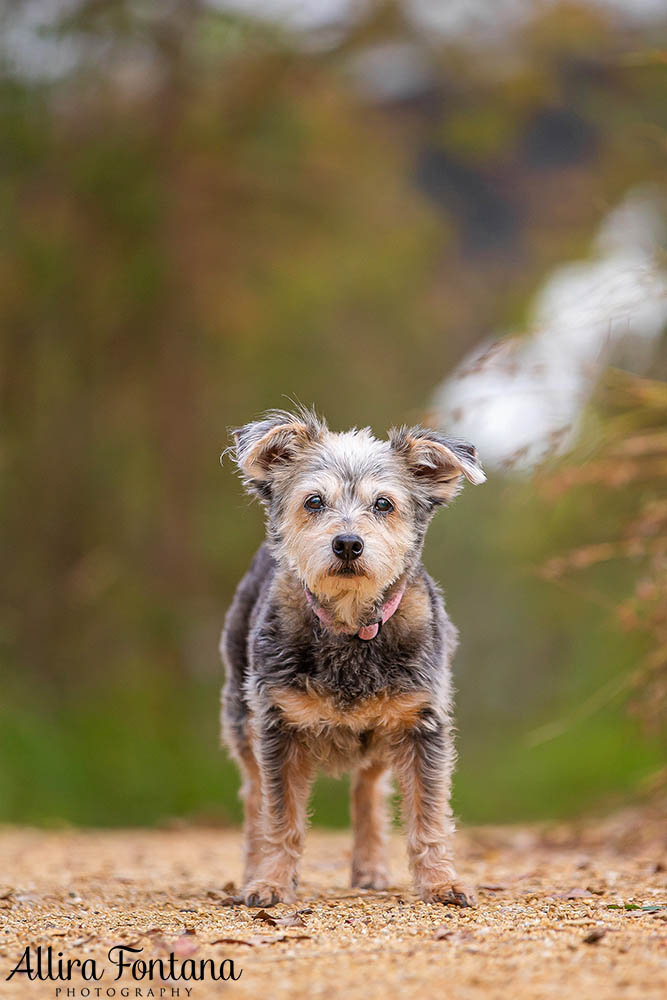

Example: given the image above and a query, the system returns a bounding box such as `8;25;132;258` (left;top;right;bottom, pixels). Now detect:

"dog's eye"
374;496;394;514
304;494;325;511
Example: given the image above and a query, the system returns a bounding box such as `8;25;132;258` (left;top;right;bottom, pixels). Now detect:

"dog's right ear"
227;408;325;493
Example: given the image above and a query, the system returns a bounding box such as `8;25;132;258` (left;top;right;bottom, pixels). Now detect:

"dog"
221;407;485;907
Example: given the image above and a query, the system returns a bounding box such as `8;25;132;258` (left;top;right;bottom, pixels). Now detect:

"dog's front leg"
244;717;314;907
392;714;475;907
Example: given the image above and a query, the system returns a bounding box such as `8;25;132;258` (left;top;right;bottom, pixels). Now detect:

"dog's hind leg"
238;744;264;888
350;760;391;890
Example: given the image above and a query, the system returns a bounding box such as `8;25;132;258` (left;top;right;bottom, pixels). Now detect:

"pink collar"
304;580;406;641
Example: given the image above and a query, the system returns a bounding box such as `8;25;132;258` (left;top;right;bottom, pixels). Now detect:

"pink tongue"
357;622;380;641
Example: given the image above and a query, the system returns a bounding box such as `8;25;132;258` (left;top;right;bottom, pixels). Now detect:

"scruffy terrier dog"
221;408;485;908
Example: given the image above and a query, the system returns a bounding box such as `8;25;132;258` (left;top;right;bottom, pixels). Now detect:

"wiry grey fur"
221;408;485;907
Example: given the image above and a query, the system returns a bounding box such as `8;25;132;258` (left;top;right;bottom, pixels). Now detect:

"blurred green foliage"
0;1;664;827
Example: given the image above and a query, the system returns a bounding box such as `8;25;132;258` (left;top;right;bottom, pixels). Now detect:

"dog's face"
231;409;484;624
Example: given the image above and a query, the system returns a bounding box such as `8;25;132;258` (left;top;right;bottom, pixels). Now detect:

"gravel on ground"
0;805;665;1000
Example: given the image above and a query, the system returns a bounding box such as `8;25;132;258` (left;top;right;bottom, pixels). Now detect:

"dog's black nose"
332;533;364;561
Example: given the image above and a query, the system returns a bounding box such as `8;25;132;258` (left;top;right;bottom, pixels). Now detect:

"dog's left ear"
390;426;485;505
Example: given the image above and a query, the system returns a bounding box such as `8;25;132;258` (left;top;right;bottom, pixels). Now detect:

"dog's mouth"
328;563;367;578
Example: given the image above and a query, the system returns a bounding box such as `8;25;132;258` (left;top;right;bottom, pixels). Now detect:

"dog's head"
229;408;485;627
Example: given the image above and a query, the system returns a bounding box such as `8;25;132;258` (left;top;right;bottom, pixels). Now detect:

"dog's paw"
351;866;389;891
419;881;476;907
243;881;295;907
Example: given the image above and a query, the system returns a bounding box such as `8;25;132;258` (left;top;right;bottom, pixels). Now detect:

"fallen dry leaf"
583;927;608;944
271;934;311;943
252;908;307;927
252;908;279;926
210;937;256;947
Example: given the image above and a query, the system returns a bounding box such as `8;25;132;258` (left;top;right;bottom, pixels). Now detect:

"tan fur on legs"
350;761;391;890
392;735;475;907
238;746;263;888
244;739;315;907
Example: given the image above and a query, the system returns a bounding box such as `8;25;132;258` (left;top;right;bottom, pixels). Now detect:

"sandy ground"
0;807;665;1000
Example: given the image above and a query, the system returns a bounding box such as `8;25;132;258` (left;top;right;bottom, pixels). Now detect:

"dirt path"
0;807;665;1000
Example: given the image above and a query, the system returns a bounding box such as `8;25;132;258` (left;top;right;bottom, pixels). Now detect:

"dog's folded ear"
389;426;485;505
229;408;326;492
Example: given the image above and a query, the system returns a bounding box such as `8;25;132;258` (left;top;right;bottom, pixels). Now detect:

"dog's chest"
270;685;430;733
305;626;427;696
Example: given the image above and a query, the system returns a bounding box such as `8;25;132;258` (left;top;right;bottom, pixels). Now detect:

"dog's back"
221;543;275;755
